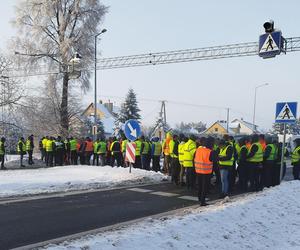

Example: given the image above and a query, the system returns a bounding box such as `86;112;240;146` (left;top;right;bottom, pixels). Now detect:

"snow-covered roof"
231;118;261;133
217;121;235;134
95;103;118;119
229;122;241;129
84;102;120;135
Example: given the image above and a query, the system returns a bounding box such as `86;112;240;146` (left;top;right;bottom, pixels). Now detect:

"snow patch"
43;181;300;250
0;166;166;198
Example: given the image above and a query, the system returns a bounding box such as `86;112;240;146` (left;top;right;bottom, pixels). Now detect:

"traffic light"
263;20;274;33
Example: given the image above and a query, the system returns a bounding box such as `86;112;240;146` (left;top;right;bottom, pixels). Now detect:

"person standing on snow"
183;134;197;190
169;134;180;185
218;139;234;198
18;137;27;168
0;137;6;170
194;137;217;206
246;134;264;191
151;137;162;172
110;137;122;167
291;138;300;180
26;135;34;165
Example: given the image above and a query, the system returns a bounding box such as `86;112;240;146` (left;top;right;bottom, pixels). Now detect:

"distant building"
82;100;119;136
203;118;260;136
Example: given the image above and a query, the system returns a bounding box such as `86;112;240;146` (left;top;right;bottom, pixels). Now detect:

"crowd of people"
0;132;299;206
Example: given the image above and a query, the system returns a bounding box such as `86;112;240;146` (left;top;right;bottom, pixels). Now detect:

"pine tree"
272;118;300;134
116;88;141;124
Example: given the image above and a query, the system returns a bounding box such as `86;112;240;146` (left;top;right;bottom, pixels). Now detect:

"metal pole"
94;35;97;141
226;108;230;133
253;87;257;131
280;123;286;183
253;83;269;132
163;101;167;126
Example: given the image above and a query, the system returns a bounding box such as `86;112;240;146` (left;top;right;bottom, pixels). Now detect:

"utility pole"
94;29;107;141
253;83;269;131
226;108;230;133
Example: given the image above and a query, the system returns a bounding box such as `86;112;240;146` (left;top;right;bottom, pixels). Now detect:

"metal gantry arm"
96;37;300;70
6;37;300;77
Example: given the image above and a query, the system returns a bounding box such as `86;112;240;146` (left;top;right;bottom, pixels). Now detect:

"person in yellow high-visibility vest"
291;138;300;180
246;134;263;192
178;134;188;186
17;137;27;168
93;138;100;166
169;134;180;185
134;137;142;169
183;135;197;190
218;139;234;198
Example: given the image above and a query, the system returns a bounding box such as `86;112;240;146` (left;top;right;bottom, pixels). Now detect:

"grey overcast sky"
1;0;300;130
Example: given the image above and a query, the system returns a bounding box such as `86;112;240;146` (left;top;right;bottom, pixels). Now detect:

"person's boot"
1;166;7;170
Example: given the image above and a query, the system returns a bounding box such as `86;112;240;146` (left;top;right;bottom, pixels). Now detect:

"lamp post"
253;83;269;131
94;29;107;140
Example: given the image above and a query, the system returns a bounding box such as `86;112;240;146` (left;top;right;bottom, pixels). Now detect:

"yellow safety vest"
183;139;196;168
219;145;234;167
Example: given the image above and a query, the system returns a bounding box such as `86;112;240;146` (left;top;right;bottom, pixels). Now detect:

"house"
231;118;260;135
203;118;260;136
203;120;235;136
82;100;119;136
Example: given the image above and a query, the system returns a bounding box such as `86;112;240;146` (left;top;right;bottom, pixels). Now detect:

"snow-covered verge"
43;181;300;250
0;166;166;198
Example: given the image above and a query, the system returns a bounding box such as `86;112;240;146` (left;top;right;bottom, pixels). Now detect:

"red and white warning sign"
125;142;136;163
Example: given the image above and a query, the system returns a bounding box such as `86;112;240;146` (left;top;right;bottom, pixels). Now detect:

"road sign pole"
129;163;132;173
280;123;286;183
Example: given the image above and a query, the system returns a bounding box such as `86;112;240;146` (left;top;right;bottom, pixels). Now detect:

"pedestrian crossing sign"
275;102;297;123
259;31;282;58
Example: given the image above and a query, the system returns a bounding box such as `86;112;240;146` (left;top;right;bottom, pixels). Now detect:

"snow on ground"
0;166;166;198
43;181;300;250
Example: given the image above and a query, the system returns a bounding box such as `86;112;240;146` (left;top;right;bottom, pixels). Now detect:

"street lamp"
253;83;269;131
94;28;107;139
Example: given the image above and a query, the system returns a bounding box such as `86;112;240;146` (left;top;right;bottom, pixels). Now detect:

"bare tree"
12;0;107;136
19;74;84;137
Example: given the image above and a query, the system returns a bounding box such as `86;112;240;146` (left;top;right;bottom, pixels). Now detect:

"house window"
215;128;218;132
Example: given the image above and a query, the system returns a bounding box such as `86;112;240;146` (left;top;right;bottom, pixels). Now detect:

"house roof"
231;118;260;133
217;121;235;134
202;120;235;135
83;102;119;135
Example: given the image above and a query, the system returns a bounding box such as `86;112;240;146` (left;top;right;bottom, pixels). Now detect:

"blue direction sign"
259;31;282;58
124;119;141;141
275;102;297;123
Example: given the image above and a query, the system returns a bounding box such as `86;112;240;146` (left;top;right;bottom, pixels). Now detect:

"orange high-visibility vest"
246;142;252;150
163;138;171;155
194;147;213;174
259;139;266;151
85;141;93;152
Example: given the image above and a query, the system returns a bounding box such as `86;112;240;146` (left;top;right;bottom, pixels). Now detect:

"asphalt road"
0;167;294;250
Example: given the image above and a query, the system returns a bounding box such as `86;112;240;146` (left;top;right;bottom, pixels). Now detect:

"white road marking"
178;196;199;201
127;188;153;193
151;191;178;197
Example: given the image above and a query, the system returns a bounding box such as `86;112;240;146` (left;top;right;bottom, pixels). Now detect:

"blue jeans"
220;168;229;194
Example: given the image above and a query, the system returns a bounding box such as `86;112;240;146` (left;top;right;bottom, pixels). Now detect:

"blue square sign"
275;102;297;123
259;31;282;58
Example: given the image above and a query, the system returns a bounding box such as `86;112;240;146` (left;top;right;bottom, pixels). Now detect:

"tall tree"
12;0;107;136
116;88;141;124
272;119;300;135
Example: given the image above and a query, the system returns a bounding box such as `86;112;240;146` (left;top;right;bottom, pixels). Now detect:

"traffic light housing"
263;20;274;33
